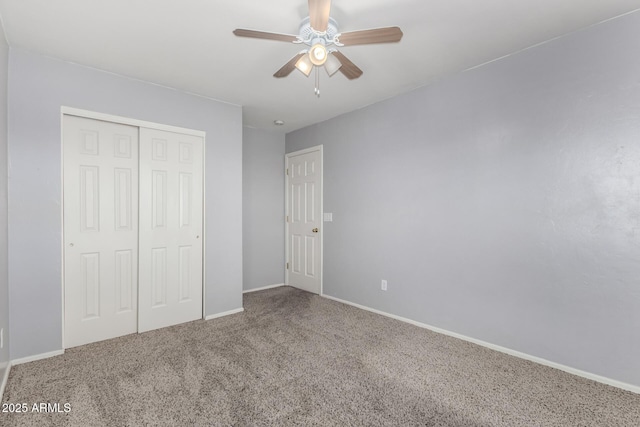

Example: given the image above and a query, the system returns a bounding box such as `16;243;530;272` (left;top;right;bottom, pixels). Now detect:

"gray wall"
8;49;243;360
0;19;9;376
286;12;640;387
243;128;285;291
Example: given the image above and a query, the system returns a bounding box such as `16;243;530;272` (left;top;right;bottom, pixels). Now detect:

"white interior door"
63;115;139;348
286;146;322;294
138;128;204;332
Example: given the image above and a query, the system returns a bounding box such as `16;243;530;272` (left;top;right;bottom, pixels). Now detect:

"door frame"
60;106;207;349
284;145;324;295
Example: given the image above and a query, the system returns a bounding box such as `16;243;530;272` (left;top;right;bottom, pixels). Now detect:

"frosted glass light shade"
324;53;342;76
295;54;313;77
309;44;328;66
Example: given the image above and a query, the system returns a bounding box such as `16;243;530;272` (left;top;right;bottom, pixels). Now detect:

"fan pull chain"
314;66;320;98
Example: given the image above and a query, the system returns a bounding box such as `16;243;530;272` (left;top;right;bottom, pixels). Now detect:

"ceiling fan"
233;0;403;95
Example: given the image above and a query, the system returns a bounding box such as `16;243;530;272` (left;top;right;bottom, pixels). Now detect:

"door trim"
60;107;206;349
61;107;206;137
284;145;323;295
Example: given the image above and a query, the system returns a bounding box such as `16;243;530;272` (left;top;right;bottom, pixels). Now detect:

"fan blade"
308;0;331;32
332;51;363;80
233;29;298;43
337;27;403;46
274;53;306;78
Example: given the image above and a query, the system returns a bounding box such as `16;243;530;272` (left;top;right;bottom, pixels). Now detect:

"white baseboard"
321;294;640;395
243;283;285;294
11;349;65;366
0;362;10;401
205;307;244;321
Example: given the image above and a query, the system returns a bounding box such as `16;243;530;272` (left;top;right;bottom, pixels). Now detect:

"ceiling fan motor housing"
299;16;339;46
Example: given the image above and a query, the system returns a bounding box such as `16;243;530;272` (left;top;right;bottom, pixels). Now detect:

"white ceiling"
1;0;639;132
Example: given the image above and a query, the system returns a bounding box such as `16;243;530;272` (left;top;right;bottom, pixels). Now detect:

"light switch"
323;213;333;222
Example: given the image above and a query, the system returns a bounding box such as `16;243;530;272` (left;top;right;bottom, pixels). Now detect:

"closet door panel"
138;128;203;332
63;115;139;348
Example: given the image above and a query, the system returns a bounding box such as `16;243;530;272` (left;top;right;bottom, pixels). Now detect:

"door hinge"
286;262;289;270
286;215;289;222
286;168;289;176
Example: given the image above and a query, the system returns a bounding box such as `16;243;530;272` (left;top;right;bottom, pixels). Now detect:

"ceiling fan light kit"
233;0;403;97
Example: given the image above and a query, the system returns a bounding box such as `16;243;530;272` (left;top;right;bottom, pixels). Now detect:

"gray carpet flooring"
1;286;639;426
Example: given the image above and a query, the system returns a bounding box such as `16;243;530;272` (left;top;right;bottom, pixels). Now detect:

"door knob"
312;228;319;233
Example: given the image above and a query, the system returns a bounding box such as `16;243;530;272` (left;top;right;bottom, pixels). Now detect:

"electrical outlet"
381;279;387;291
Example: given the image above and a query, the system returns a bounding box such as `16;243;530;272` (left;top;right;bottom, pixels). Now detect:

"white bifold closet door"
63;115;203;348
